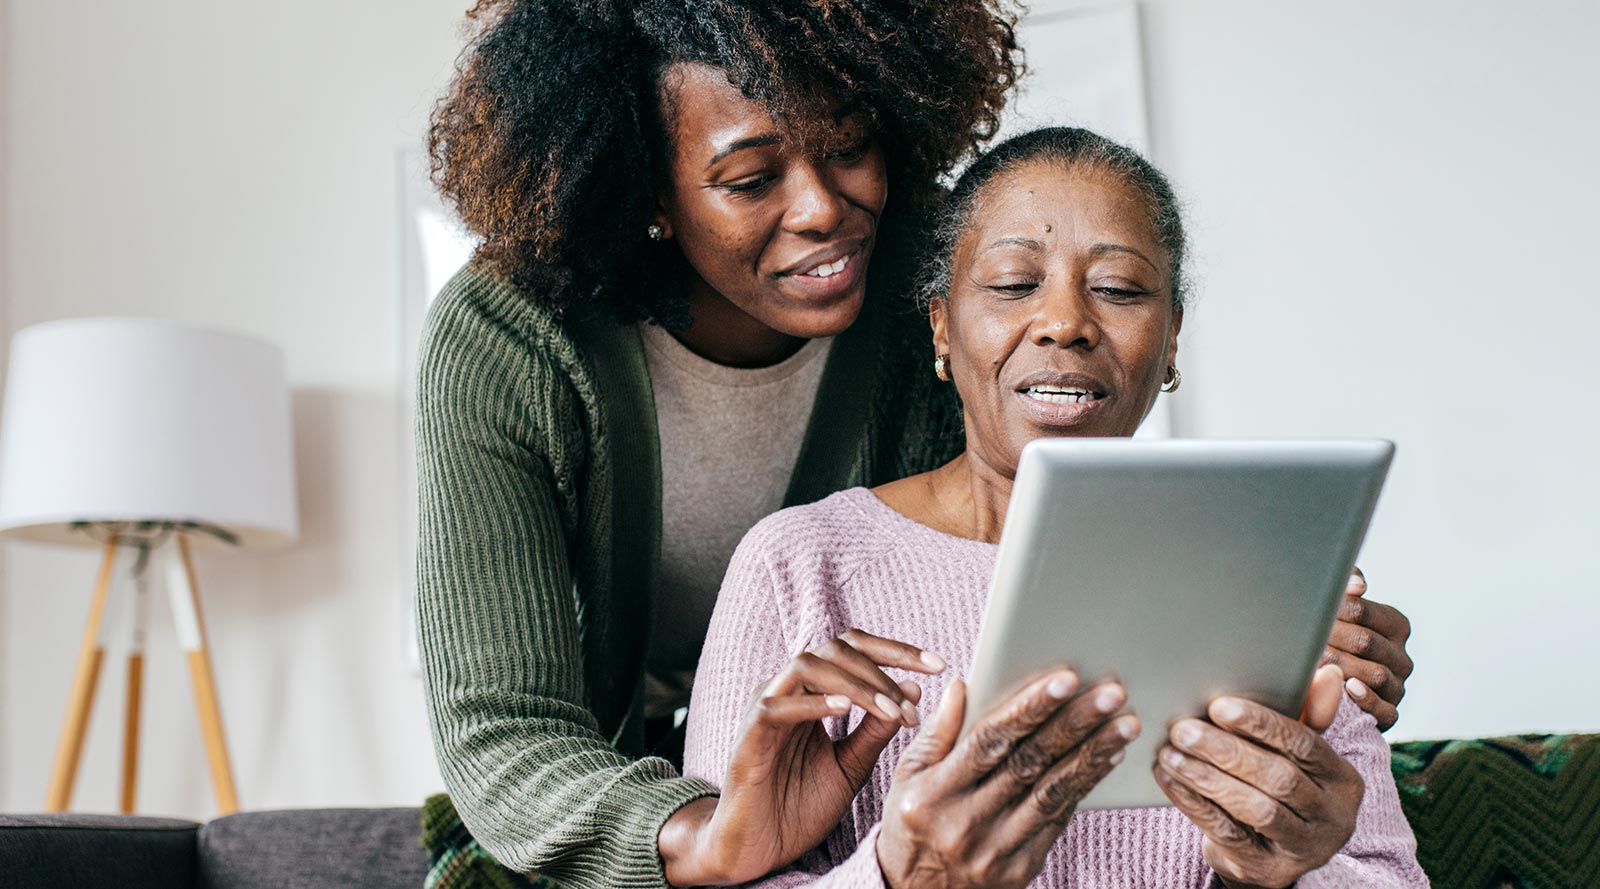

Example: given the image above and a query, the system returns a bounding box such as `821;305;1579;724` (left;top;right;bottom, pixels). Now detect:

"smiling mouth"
795;251;856;279
1022;385;1106;405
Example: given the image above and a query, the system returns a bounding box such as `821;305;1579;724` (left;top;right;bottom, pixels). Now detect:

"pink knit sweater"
683;488;1428;888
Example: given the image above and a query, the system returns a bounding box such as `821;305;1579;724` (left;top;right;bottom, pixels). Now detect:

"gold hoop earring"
1162;366;1182;393
647;224;665;241
934;354;951;382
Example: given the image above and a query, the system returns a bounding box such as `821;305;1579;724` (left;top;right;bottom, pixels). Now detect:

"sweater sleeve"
1295;695;1430;888
732;829;888;889
415;280;716;889
683;515;892;889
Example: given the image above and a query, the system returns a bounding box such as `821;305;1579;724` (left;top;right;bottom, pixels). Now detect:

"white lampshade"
0;318;298;548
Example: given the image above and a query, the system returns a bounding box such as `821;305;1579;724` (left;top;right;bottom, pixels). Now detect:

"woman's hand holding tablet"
877;673;1140;889
1156;664;1365;889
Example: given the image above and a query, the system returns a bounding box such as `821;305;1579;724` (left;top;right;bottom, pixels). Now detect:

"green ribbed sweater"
415;265;963;889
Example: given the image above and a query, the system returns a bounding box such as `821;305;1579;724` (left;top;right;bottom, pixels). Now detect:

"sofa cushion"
0;812;199;889
197;808;428;889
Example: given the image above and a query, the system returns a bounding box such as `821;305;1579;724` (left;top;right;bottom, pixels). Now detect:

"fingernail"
825;695;851;711
1212;698;1245;723
1160;747;1184;769
1345;677;1368;698
875;693;902;720
1173;720;1202;747
1117;716;1140;740
901;699;921;726
1108;750;1126;767
1094;684;1124;713
920;650;947;672
1047;672;1078;699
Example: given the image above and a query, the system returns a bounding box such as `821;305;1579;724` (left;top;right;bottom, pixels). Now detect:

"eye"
1092;285;1157;302
721;174;776;196
988;279;1039;298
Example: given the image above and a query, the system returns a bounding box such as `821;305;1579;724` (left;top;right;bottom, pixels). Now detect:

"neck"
924;451;1014;544
670;281;805;368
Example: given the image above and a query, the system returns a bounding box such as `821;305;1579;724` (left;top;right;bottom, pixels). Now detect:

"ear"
650;185;675;240
1165;305;1184;370
929;295;951;358
650;205;674;241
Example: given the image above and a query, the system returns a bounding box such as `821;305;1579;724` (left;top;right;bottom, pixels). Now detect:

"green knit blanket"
423;733;1600;889
1389;733;1600;888
421;793;557;889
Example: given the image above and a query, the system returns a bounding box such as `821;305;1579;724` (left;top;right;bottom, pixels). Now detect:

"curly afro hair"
428;0;1022;326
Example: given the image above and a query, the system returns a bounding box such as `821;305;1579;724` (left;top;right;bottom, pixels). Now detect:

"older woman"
682;128;1427;888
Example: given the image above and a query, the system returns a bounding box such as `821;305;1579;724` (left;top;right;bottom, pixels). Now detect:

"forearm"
433;709;716;887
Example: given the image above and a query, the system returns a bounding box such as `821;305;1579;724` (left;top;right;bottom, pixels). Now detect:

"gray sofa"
0;808;428;889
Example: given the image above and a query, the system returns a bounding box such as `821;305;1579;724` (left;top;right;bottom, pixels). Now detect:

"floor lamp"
0;318;298;815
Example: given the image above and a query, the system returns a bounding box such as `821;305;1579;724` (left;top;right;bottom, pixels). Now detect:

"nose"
1028;280;1101;350
782;161;847;237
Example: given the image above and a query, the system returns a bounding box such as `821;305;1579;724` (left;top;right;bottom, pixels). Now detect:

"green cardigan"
415;266;963;889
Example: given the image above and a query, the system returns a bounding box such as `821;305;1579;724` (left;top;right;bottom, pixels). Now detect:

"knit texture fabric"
422;793;554;889
415;266;964;889
1389;733;1600;888
683;488;1429;888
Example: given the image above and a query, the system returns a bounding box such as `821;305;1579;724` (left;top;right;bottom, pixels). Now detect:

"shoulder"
421;263;580;380
729;488;904;592
416;264;596;459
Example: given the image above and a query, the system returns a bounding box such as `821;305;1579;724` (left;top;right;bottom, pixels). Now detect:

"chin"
768;286;868;340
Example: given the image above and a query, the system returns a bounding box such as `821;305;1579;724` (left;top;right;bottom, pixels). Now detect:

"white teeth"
1026;387;1101;405
802;254;850;278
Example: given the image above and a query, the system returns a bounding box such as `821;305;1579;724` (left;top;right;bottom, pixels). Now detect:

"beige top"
638;322;833;719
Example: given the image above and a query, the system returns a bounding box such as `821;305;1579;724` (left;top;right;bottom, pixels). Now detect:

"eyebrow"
707;134;781;168
1091;243;1159;271
984;236;1047;252
706;104;868;169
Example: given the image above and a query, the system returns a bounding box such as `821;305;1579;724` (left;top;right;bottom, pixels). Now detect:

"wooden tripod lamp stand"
0;318;298;815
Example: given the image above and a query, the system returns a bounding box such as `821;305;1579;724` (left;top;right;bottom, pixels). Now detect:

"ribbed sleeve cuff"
600;773;721;889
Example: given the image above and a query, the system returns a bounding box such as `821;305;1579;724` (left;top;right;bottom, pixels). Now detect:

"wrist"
659;796;722;886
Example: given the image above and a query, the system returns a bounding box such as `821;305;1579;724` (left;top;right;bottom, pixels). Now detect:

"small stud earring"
647;224;665;241
934;354;951;382
1162;366;1182;393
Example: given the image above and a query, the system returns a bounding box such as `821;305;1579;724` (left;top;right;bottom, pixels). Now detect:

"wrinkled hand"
1155;665;1364;889
877;673;1139;889
661;629;942;886
1322;567;1414;730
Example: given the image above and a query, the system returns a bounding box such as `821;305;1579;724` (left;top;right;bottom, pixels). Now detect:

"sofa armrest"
0;812;200;889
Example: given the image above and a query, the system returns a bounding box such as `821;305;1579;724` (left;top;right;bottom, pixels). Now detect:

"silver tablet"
963;439;1394;809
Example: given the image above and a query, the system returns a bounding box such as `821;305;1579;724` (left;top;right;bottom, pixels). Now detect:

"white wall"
0;1;468;816
1138;0;1600;739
